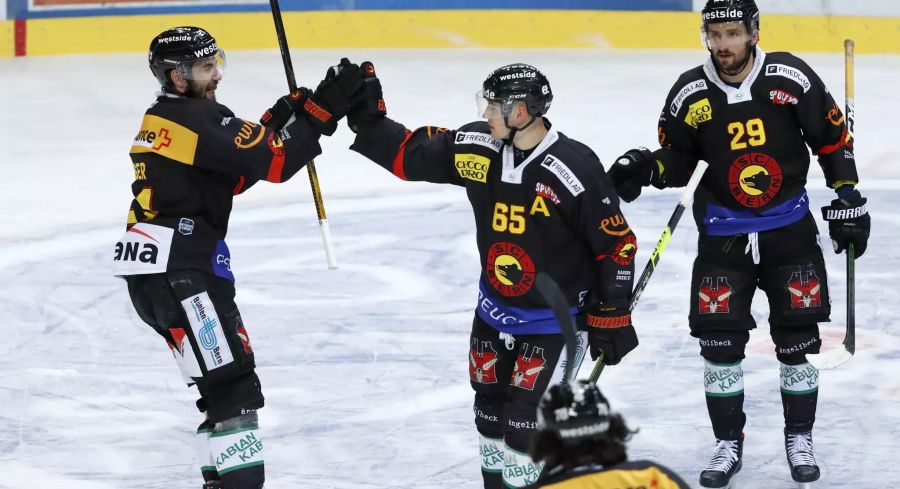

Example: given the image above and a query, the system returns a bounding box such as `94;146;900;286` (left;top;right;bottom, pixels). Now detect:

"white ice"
1;47;898;489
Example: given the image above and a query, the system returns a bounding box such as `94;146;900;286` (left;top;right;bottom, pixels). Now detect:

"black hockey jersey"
526;460;690;488
651;47;858;236
113;94;321;281
351;118;635;335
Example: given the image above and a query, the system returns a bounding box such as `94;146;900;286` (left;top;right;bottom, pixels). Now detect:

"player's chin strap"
502;113;537;146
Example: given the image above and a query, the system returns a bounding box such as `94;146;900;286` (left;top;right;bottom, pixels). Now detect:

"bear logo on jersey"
470;339;499;384
787;269;822;309
486;242;536;297
728;153;783;208
611;235;638;266
510;344;546;390
699;277;732;314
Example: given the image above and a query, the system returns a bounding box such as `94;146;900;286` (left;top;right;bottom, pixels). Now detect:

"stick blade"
806;348;853;370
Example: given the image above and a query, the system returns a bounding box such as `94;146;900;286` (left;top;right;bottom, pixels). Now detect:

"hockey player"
526;380;690;488
346;62;639;488
112;27;362;489
607;1;870;487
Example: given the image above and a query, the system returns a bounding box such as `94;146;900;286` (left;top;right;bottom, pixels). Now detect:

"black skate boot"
202;481;223;489
699;436;743;488
785;431;820;485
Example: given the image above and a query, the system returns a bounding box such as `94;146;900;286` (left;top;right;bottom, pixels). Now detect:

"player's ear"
168;69;188;94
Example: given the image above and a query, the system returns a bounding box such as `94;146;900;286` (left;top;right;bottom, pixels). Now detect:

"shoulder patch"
131;114;199;165
540;154;584;197
454;153;491;183
684;98;713;128
455;131;503;153
670;79;708;116
765;64;811;93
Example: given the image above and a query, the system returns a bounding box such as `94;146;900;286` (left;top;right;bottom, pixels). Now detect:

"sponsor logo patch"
770;89;799;105
455;153;491;183
765;64;811;93
540;155;584;196
113;223;173;276
456;131;503;152
182;291;234;371
599;214;631;236
233;119;266;149
534;182;561;205
827;103;845;126
131;114;199;165
684;98;713;128
670;79;708;116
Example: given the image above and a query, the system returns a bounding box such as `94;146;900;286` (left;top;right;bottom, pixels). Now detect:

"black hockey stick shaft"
587;161;710;384
268;0;338;269
845;243;855;354
535;273;579;383
843;39;856;356
835;39;857;357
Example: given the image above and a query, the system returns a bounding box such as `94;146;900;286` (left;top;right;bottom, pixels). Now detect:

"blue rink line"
8;0;691;19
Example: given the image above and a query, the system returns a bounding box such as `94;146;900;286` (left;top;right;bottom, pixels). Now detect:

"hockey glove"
260;91;304;131
260;88;340;136
348;61;387;133
586;304;638;365
607;147;656;202
821;189;870;258
312;58;364;129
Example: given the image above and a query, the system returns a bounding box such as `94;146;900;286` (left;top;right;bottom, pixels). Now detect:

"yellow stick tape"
17;10;900;56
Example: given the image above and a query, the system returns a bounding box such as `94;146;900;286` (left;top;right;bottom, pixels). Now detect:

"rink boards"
1;0;899;58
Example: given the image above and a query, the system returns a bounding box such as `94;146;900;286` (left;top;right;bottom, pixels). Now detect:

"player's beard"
713;43;754;78
188;79;218;101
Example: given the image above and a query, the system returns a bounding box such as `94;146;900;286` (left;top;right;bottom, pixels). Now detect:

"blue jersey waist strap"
475;278;579;335
704;191;808;236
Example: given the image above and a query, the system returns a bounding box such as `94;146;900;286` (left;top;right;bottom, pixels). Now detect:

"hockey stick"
268;0;338;269
807;39;856;370
535;273;579;382
587;160;710;384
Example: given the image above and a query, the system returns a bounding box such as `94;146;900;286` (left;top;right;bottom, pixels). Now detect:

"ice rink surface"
1;47;899;488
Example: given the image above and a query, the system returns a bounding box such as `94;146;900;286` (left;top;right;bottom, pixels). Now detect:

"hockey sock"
501;442;543;488
480;435;504;489
704;360;746;440
209;412;264;489
780;361;819;433
197;419;219;483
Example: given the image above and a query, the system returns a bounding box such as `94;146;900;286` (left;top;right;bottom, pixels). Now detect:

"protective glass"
175;48;227;81
475;89;511;119
700;22;753;50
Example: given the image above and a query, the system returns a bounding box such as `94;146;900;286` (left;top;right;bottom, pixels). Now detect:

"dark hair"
529;413;637;471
